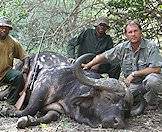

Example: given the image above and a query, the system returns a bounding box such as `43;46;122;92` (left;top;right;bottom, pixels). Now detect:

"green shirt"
103;38;162;79
67;28;113;59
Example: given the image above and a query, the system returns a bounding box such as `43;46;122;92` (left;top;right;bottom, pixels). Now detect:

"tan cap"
0;16;12;30
94;17;109;28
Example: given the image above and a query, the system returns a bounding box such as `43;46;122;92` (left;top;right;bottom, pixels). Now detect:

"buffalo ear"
79;90;94;98
70;89;95;106
79;87;100;98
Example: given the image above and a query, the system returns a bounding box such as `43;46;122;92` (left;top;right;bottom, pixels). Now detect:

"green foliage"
159;4;162;11
108;0;144;9
0;0;28;19
0;0;161;55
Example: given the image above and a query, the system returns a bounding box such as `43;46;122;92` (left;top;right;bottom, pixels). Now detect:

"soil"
0;101;161;132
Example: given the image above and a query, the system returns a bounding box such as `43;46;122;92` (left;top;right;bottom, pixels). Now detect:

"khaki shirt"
103;38;162;81
0;35;28;80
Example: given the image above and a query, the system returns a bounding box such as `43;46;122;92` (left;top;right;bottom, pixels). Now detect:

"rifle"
15;30;46;110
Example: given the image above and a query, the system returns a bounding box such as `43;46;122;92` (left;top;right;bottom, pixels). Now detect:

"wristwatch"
131;71;137;77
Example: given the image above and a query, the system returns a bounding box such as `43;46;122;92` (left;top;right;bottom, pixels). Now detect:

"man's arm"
125;67;161;86
82;54;107;69
67;29;86;59
21;56;30;73
130;67;161;77
67;37;78;59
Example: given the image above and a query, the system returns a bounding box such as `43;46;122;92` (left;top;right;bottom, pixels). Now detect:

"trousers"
129;73;162;105
0;69;24;104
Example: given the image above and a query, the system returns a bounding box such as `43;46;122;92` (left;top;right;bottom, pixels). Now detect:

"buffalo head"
72;53;145;128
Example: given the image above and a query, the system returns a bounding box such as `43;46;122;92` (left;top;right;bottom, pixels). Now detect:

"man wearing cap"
67;17;121;79
0;16;29;105
82;20;162;108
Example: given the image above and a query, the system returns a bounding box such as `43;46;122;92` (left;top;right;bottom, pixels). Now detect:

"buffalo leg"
17;110;60;129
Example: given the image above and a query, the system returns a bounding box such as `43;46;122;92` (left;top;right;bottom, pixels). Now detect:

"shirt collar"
125;38;146;50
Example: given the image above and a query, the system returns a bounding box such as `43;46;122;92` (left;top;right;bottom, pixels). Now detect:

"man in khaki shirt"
0;16;29;105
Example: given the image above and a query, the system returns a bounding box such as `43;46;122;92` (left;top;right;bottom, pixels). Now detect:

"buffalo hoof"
17;116;29;129
17;115;38;129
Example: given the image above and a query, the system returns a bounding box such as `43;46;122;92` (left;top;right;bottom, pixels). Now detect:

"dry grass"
0;99;161;132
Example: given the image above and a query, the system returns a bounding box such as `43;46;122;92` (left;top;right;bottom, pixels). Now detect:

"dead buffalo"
0;51;145;129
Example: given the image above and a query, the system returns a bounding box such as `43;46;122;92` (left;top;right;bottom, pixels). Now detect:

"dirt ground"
0;101;161;132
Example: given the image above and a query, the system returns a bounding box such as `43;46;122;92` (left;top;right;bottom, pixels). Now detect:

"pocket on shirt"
8;47;14;62
137;60;147;69
122;60;132;75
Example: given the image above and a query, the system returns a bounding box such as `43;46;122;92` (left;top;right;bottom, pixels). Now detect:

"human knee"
13;71;24;83
8;69;23;83
10;70;24;90
143;73;161;91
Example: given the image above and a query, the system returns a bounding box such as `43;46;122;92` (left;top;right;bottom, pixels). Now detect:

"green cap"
94;17;110;28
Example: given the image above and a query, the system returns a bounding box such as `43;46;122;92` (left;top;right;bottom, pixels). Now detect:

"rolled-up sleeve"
13;38;28;60
147;44;162;68
103;43;124;64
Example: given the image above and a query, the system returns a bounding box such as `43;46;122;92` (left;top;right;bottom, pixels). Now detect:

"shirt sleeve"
67;37;78;58
147;44;162;67
13;38;28;60
106;35;113;49
67;29;86;58
103;43;123;64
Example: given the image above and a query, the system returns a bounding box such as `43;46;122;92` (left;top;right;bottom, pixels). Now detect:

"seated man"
82;20;162;107
67;17;121;79
0;16;29;105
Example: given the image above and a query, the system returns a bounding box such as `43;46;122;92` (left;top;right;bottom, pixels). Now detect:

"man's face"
96;23;109;35
0;26;10;40
125;24;142;44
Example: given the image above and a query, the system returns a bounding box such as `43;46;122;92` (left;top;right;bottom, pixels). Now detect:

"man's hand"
81;61;98;70
67;58;75;64
22;65;29;74
81;63;89;70
22;57;29;74
125;74;135;87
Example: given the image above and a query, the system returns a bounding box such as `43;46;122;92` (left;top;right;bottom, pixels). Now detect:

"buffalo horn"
73;53;125;93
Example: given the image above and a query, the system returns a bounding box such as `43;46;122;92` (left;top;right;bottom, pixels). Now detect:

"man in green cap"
0;16;29;105
67;17;121;79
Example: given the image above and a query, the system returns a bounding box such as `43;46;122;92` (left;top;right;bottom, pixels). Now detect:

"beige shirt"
0;35;28;80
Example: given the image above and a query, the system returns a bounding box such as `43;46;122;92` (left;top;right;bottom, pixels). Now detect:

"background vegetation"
0;0;162;55
0;1;162;131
